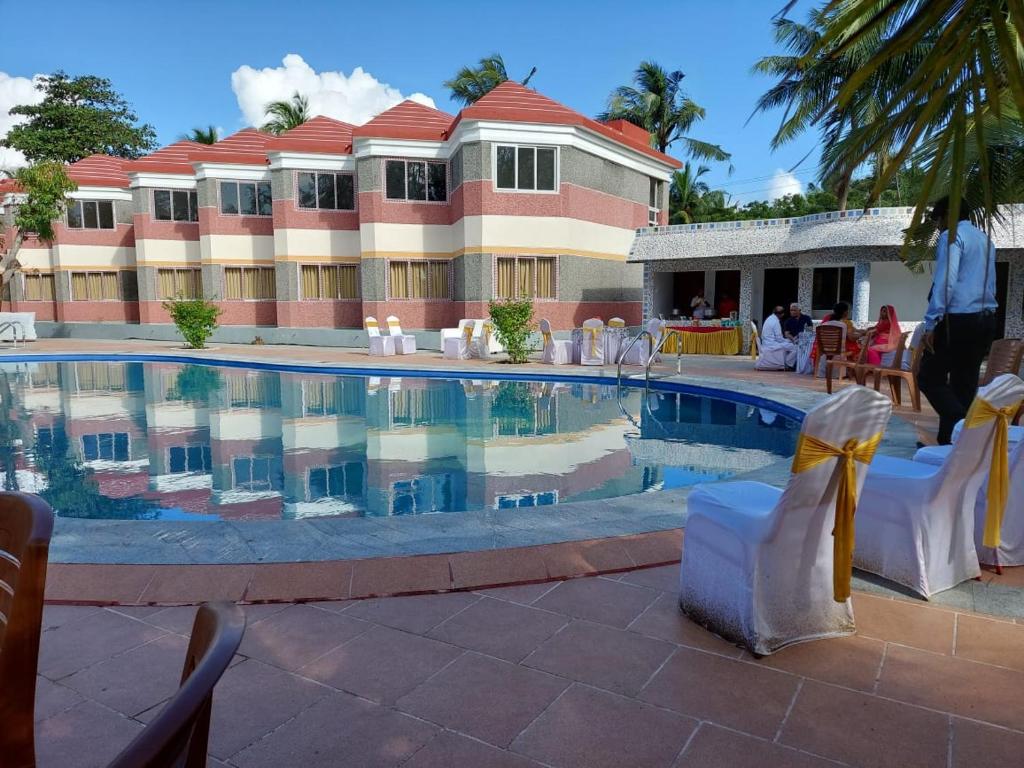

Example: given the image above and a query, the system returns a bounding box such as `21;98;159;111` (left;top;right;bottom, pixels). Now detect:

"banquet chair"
540;319;572;365
443;319;474;360
620;318;664;366
579;318;605;366
440;319;472;349
108;603;245;768
749;320;760;360
385;316;417;355
364;317;395;356
473;321;495;358
679;387;892;656
606;317;626;363
854;374;1024;598
0;493;54;768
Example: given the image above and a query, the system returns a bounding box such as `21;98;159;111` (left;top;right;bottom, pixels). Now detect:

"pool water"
0;361;800;521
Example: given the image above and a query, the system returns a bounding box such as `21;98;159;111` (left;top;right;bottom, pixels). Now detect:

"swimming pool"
0;359;800;522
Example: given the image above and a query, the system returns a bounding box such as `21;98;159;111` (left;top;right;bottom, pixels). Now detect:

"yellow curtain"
242;269;257;299
536;258;555;298
227;375;249;406
301;265;320;299
158;269;176;299
186;269;202;299
518;258;535;298
42;274;56;301
429;261;448;299
338;265;358;299
304;381;324;413
322;266;339;299
76;362;125;391
496;258;515;299
71;273;88;301
100;272;118;300
86;273;102;300
389;262;409;299
224;268;243;300
410;262;428;299
24;275;41;301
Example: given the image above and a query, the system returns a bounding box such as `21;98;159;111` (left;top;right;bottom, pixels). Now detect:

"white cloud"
767;168;803;200
230;54;436;129
0;71;45;172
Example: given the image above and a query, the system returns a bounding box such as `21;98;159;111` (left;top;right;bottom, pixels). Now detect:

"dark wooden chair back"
108;603;245;768
982;338;1024;385
815;322;846;357
0;493;55;768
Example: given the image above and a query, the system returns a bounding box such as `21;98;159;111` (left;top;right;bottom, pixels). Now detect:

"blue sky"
2;0;821;202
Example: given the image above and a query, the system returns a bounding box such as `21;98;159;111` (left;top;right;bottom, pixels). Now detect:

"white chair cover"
473;321;495;358
679;386;893;656
443;320;474;360
620;318;664;365
854;374;1024;597
540;319;572;365
579;318;605;366
605;317;626;363
386;316;417;354
365;317;395;356
440;319;471;347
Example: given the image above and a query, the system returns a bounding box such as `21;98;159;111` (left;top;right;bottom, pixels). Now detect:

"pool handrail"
0;321;25;348
616;330;654;388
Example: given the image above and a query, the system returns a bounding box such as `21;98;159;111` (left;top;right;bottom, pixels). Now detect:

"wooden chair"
0;493;55;768
872;332;924;411
815;322;849;393
108;603;245;768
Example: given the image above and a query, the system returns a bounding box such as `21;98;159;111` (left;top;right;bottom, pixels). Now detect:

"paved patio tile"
427;596;568;662
674;723;839;768
853;593;955;654
449;547;549;589
533;576;659;628
954;612;1024;671
397;652;569;748
616;564;680;592
404;731;543;768
627;592;743;656
243;560;352;602
140;605;200;635
638;646;799;738
35;700;143;768
38;609;167;680
61;633;189;717
41;604;99;630
523;619;674;696
237;604;369;672
619;530;683;566
878;644;1024;731
44;564;155;603
537;538;635;578
512;683;696;768
951;717;1024;767
231;692;437;768
779;680;949;768
33;676;83;722
343;591;480;634
747;634;886;692
206;659;329;760
301;624;462;704
139;564;254;604
349;554;451;597
477;582;558;605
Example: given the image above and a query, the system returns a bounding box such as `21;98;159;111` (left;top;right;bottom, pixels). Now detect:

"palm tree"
669;163;711;224
261;92;311;135
599;61;730;163
179;125;219;144
444;54;537;106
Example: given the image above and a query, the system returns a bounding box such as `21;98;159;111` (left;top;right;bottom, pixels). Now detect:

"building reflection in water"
0;362;799;521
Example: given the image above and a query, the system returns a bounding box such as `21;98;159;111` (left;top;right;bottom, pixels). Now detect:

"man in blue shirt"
783;302;813;341
917;198;999;444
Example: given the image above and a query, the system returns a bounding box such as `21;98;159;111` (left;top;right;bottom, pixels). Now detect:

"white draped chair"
620;318;664;366
605;317;626;363
579;318;605;366
385;316;417;354
854;374;1024;597
540;319;572;365
365;317;395;356
440;319;472;349
679;386;892;656
473;321;495;358
443;319;474;360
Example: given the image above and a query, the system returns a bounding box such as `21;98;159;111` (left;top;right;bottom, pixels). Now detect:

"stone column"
852;261;871;324
739;267;755;353
642;262;655;324
797;267;814;314
1005;254;1024;340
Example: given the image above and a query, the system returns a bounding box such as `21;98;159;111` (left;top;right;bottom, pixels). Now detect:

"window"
389;386;454;427
496;491;558;510
74;362;126;391
495;145;557;191
387;260;450;300
390;474;452;515
302;379;363;417
226;373;281;408
70;271;120;301
297;172;355;210
36;425;65;452
157;268;202;299
308;462;364;501
811;266;855;312
219;181;272;216
81;432;130;462
153;189;199;222
495;256;556;299
232;455;283;492
384;160;447;202
300;264;359;300
223;267;275;300
23;273;55;301
649;178;661;226
66;200;115;229
168;445;212;474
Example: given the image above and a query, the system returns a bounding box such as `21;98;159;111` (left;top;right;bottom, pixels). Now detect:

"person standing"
918;198;998;445
690;288;711;319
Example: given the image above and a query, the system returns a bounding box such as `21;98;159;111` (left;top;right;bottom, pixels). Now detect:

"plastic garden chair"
871;332;923;412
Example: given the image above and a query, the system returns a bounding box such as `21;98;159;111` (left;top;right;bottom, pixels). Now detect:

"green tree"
669;163;711;224
260;92;311;135
180;125;219;144
444;54;537;106
164;297;221;349
488;298;535;364
599;61;730;162
1;71;156;163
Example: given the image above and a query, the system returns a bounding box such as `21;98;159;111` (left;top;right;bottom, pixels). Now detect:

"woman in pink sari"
866;304;901;365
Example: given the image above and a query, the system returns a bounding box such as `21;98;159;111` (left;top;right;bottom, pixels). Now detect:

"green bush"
173;364;222;404
164;297;221;349
488;298;535;364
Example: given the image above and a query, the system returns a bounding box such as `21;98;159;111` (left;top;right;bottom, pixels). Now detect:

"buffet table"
663;324;743;355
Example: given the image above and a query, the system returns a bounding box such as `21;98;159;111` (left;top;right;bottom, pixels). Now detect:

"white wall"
868;261;931;323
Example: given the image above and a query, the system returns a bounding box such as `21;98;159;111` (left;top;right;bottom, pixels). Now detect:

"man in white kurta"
756;306;797;371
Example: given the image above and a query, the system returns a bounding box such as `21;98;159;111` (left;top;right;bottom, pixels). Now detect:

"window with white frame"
384;159;447;202
495;256;557;300
23;273;55;302
219;181;272;216
390;474;452;515
812;266;854;312
297;171;355;210
70;271;120;301
232;455;283;492
495;145;557;191
66;199;115;229
223;267;275;300
387;260;450;300
153;189;199;222
307;462;364;502
82;432;130;462
648;178;661;226
168;445;212;474
300;264;359;300
157;268;202;300
496;490;557;510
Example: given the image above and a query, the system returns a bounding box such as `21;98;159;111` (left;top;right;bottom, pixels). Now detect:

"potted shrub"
488;298;534;364
163;297;221;350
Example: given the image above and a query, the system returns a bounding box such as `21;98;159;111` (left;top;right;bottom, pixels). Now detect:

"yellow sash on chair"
583;327;601;357
964;396;1023;549
541;330;553;348
791;430;884;602
750;329;759;360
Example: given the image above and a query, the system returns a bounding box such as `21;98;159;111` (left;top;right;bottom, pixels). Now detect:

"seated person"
865;304;902;366
822;301;863;356
717;292;738;319
755;305;797;371
783;302;813;340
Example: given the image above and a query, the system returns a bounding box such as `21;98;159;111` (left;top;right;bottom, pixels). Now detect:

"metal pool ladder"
616;329;680;389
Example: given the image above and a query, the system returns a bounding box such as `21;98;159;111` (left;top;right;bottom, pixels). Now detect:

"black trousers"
917;312;997;445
